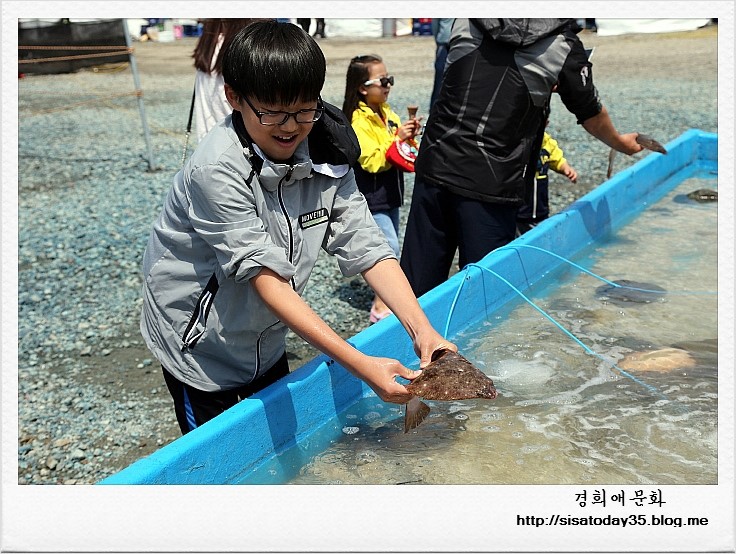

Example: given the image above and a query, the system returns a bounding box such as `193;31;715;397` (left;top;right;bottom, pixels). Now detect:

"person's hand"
412;328;458;369
560;162;578;183
398;117;423;141
357;356;422;404
618;132;646;156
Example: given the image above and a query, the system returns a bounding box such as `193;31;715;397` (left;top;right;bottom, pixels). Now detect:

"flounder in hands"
404;349;498;433
607;133;668;179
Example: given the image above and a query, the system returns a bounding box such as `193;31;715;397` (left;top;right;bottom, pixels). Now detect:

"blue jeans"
372;208;401;257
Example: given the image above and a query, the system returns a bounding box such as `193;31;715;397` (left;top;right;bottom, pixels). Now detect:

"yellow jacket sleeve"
543;132;567;172
351;103;401;174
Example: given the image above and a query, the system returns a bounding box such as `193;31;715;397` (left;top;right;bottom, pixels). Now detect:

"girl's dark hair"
192;19;259;74
222;20;326;105
342;54;383;118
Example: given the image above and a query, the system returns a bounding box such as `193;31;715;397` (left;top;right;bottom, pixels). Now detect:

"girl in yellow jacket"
343;54;421;322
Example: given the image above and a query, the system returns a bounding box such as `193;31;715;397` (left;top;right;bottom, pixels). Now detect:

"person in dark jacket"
400;18;647;298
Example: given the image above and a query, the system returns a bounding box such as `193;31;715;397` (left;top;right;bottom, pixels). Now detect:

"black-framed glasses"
242;95;324;126
363;75;394;88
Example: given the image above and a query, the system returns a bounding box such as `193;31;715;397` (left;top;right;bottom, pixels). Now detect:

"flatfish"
404;349;497;433
619;338;717;373
595;279;666;306
607;133;668;179
619;347;697;373
673;189;718;204
687;188;718;202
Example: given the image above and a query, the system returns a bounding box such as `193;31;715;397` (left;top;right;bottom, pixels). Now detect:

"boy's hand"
359;356;422;404
412;329;458;369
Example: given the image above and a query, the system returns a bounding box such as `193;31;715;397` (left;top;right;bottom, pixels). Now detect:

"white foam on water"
490;357;556;389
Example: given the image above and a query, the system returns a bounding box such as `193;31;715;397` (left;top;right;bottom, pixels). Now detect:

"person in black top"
400;18;646;297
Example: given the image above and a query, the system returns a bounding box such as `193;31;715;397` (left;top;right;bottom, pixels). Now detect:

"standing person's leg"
162;353;290;435
369;208;401;322
400;177;458;298
454;196;518;269
371;209;400;258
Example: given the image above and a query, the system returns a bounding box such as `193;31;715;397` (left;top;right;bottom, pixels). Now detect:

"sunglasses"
363;75;395;88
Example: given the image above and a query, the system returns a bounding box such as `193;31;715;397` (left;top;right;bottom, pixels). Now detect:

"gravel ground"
14;23;718;485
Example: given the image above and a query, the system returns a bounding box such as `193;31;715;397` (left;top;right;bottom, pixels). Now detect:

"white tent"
595;19;711;37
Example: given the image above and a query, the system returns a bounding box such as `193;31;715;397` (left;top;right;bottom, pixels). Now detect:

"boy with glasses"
141;20;454;434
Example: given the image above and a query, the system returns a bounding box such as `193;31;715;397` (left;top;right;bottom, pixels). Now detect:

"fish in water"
404;349;497;433
673;188;718;204
619;347;696;373
619;338;717;373
595;279;666;306
607;133;668;179
687;188;718;202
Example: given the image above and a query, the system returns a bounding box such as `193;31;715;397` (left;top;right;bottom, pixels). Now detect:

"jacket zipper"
277;165;296;290
252;165;295;382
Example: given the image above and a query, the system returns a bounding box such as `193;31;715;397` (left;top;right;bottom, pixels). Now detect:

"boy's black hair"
222;20;326;105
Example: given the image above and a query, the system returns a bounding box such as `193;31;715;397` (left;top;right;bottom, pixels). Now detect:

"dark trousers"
400;177;518;298
162;353;290;435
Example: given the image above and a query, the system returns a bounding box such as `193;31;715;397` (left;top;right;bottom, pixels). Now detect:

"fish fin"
430;348;452;362
404;397;431;433
607;148;616;179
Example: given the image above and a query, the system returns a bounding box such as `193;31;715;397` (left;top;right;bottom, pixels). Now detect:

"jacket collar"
358;100;388;120
356;101;398;134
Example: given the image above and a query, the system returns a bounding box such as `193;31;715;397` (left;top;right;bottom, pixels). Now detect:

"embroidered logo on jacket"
299;208;329;229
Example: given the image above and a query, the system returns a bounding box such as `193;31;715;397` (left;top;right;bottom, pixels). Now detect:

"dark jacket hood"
472;18;579;46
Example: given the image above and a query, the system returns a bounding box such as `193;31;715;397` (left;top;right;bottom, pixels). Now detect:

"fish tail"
607;149;616;179
636;134;668;154
404;397;431;433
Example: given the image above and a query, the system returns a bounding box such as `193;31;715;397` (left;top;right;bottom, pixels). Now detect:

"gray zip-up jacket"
140;113;395;392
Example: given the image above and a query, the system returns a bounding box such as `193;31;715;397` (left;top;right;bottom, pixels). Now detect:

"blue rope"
443;270;471;340
446;262;669;400
495;243;717;297
441;244;715;401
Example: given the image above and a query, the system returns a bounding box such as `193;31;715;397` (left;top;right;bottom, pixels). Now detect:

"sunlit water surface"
240;175;718;485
